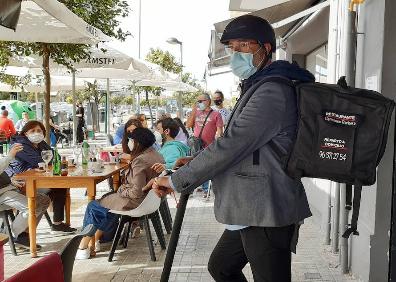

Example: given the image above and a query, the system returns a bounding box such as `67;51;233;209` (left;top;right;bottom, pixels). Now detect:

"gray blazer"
171;78;312;227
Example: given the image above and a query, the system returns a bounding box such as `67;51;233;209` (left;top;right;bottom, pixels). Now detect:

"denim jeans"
82;200;119;237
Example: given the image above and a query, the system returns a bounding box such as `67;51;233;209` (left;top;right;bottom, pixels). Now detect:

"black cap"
129;128;155;149
220;15;276;53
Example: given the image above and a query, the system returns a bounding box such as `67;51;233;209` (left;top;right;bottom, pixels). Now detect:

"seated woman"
0;143;50;249
119;118;143;162
76;128;164;260
6;120;76;234
152;118;190;173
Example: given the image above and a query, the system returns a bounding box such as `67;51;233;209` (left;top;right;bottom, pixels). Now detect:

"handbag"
188;109;213;155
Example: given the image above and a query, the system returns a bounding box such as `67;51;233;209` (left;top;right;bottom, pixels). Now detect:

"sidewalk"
4;186;358;282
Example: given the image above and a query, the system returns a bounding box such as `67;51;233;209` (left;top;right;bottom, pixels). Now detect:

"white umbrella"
25;76;89;92
0;0;110;44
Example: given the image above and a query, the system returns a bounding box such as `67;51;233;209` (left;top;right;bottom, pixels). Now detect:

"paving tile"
3;188;359;282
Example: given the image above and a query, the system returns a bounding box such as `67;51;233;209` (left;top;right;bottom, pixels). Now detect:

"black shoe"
51;223;77;234
15;232;42;250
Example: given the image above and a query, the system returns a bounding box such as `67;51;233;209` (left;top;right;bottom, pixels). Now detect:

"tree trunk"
42;44;51;144
146;90;154;129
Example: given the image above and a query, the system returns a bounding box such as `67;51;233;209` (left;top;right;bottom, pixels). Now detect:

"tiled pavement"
3;182;358;282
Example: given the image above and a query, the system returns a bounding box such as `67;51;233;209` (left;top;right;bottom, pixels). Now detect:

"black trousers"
208;225;295;282
41;189;67;222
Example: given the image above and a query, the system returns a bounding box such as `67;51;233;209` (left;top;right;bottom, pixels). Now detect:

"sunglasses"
197;100;207;103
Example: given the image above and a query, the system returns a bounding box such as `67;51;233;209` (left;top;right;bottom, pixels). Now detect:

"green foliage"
146;48;182;73
65;81;104;105
123;96;134;105
111;95;124;106
0;0;130;84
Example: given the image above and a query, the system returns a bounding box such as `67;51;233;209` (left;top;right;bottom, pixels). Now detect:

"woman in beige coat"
76;128;164;260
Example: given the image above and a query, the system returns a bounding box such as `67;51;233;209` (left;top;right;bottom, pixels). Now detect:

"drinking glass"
73;144;82;167
41;150;53;175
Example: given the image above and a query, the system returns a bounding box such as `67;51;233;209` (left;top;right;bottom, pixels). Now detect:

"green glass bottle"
52;148;61;175
82;141;90;170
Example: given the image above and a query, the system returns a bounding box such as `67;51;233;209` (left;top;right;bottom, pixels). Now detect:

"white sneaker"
75;248;90;260
94;241;101;252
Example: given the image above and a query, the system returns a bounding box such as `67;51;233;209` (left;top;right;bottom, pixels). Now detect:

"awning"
215;0;316;38
284;5;330;54
0;0;110;44
208;0;329;72
0;0;21;30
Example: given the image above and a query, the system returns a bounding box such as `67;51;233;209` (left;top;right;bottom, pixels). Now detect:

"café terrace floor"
3;182;359;282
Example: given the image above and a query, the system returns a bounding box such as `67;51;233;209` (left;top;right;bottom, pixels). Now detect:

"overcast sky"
110;0;230;83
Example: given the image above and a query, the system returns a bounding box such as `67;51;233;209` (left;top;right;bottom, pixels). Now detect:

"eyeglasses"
224;40;259;54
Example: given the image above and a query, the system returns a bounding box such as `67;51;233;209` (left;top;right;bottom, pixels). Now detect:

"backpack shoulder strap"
198;109;213;139
342;184;363;238
251;76;296;165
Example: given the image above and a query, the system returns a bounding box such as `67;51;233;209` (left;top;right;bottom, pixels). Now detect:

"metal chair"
108;190;166;262
0;209;16;256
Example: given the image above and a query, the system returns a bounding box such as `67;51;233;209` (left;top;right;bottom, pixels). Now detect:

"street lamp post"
166;37;184;120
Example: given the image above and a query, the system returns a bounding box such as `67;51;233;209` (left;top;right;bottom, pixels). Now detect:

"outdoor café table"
13;163;128;257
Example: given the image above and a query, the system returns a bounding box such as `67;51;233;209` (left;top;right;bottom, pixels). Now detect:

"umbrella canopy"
0;0;110;43
0;0;21;30
9;43;158;80
0;100;35;123
25;76;90;92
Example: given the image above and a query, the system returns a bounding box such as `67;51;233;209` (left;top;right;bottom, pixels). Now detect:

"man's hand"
8;143;23;158
142;178;155;192
152;176;174;198
151;163;166;174
173;157;193;169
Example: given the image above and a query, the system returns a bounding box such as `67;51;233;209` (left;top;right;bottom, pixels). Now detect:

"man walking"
150;15;314;281
186;93;223;197
76;101;85;143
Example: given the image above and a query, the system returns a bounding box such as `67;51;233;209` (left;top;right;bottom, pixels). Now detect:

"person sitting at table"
6;120;77;234
76;128;164;260
0;143;50;250
119;118;143;162
113;116;142;146
151;118;190;173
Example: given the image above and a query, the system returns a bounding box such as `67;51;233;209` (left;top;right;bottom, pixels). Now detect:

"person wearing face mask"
147;15;314;282
76;128;164;259
212;90;230;127
151;118;189;173
186;93;223;197
120;118;143;162
0;142;50;250
6;121;77;234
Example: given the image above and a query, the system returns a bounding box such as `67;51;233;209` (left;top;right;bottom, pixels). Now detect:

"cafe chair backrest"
109;189;161;217
4;252;64;282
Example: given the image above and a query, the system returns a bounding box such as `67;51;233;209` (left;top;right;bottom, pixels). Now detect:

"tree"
0;0;130;142
111;96;124;106
177;72;205;107
123;96;134;105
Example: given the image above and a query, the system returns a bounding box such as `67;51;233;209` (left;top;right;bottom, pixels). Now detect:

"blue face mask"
230;51;257;79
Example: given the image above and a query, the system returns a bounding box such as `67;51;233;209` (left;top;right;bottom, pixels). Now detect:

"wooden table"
14;163;128;257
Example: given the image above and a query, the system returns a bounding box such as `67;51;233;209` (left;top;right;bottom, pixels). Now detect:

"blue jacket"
113;124;125;145
159;140;190;169
6;135;52;177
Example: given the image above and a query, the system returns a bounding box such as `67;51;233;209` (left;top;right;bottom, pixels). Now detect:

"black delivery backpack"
262;76;395;238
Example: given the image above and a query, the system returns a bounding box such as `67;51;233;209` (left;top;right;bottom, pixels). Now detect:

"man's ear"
263;43;272;56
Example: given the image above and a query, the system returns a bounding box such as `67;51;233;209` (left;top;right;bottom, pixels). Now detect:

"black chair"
107;190;166;262
60;224;94;282
159;198;173;234
0;209;17;256
1;209;53;256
